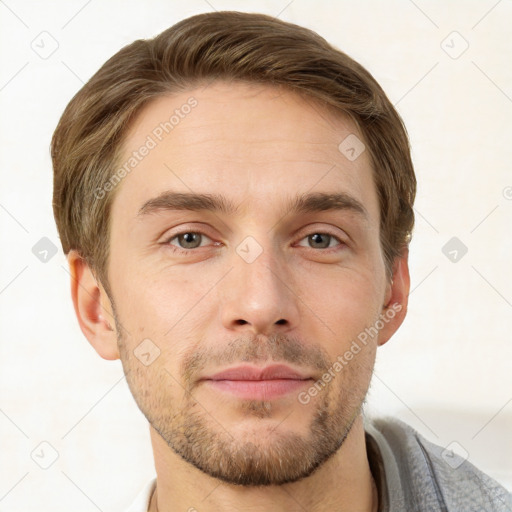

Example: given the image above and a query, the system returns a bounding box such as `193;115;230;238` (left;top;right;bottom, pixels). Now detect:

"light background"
1;0;511;510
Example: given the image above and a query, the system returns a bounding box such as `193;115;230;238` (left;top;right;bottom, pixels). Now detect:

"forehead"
111;81;379;223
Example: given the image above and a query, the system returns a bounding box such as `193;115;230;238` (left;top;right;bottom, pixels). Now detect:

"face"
104;81;400;486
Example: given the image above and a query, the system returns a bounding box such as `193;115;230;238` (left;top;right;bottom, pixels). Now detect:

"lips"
200;364;313;400
203;364;310;381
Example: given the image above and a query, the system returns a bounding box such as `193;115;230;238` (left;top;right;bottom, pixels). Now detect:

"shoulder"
366;416;512;511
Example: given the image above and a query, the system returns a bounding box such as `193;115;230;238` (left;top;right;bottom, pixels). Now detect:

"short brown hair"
52;11;415;290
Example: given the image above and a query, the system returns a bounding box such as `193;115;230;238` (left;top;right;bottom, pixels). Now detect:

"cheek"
119;340;187;428
111;266;215;358
296;264;384;346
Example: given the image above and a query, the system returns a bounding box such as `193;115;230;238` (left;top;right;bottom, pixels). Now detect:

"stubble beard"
114;313;373;487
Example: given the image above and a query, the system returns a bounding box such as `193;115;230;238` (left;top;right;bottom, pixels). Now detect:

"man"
51;11;511;512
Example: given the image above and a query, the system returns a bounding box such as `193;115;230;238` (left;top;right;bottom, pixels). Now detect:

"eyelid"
159;223;214;242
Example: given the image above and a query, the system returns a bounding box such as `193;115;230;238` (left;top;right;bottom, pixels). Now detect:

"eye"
166;231;213;250
162;229;345;255
296;232;343;250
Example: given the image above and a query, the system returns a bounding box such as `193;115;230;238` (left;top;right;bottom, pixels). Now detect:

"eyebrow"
137;191;369;221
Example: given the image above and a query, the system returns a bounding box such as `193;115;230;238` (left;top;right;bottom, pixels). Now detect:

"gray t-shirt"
365;417;512;511
127;417;512;511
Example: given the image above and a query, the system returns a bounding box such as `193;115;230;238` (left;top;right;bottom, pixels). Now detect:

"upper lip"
202;364;312;381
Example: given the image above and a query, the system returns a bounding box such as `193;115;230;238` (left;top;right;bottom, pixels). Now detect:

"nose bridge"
238;238;283;295
220;235;299;334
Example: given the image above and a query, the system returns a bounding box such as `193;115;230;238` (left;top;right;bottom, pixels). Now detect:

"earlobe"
378;248;411;347
67;250;120;360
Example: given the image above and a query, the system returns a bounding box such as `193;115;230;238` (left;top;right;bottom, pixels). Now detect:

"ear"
377;247;410;347
67;250;120;360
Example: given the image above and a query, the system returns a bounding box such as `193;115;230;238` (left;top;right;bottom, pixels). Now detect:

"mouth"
199;364;314;400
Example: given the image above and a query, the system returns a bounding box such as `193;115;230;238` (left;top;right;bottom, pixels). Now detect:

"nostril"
276;319;287;325
235;319;248;325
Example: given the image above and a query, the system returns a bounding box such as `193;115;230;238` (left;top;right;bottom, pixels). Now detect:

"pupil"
181;233;199;248
311;233;328;248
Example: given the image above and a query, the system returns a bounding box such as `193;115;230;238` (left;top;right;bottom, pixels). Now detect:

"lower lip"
203;379;312;400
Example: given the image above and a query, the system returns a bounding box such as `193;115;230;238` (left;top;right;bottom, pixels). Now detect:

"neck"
148;414;378;512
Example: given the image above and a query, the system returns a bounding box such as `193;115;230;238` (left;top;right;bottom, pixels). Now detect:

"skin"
68;81;410;512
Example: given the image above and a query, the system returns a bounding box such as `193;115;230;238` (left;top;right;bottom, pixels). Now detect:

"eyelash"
162;229;346;256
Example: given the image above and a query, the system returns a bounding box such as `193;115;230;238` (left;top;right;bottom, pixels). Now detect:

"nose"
220;243;300;336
